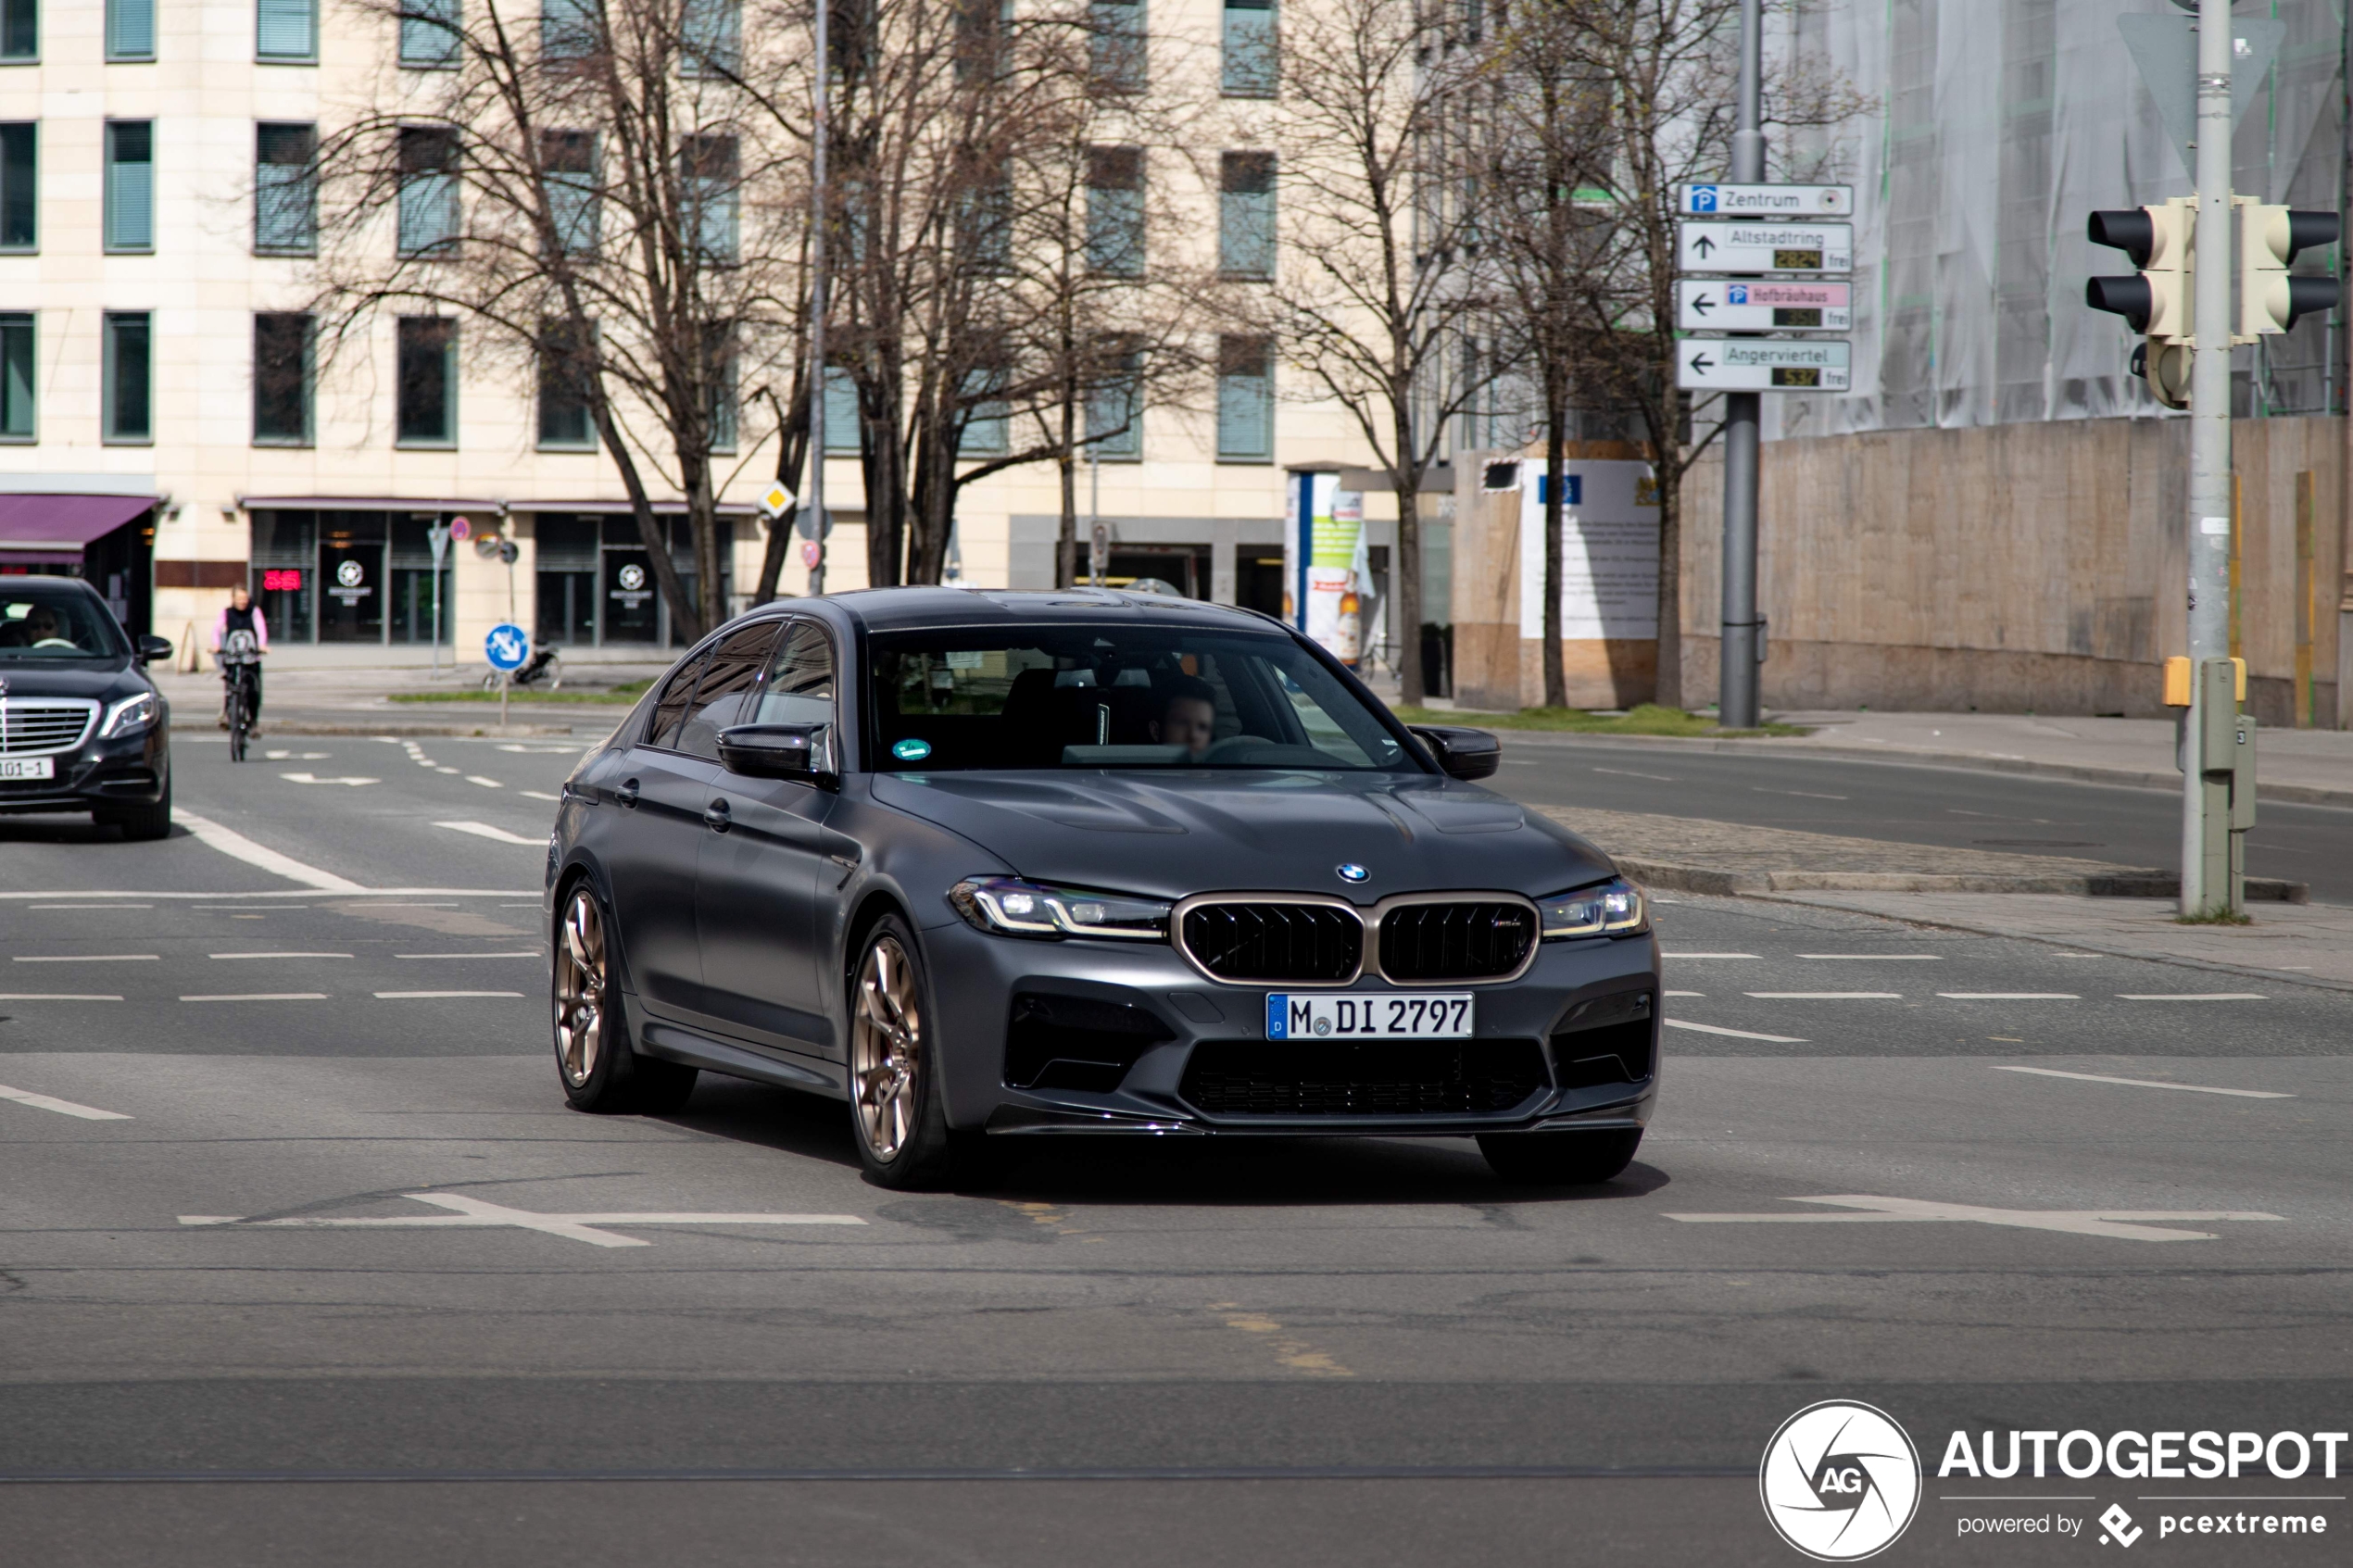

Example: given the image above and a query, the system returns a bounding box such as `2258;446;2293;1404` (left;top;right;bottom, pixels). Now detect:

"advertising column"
1285;471;1369;666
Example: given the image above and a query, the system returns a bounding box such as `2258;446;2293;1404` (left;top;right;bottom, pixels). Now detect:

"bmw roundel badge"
1335;863;1369;884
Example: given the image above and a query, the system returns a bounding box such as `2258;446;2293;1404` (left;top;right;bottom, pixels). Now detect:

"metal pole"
2182;0;2234;916
1718;0;1766;728
804;0;830;597
1088;445;1101;586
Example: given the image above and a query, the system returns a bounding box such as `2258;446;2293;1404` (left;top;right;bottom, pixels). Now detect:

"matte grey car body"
546;587;1660;1185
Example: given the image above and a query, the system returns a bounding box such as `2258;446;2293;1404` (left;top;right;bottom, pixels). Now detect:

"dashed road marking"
396;951;542;960
522;790;562;802
181;993;331;1003
434;821;545;846
2117;993;2267;1002
1665;1194;2285;1243
14;954;157;963
1990;1065;2293;1100
1592;766;1678;782
28;904;151;910
1744;991;1903;999
465;775;505;789
180;1193;867;1248
279;773;380;786
0;994;122;1002
1755;787;1848;800
1797;953;1941;961
1663;952;1759;960
1939;992;2080;1000
1663;1019;1806;1043
1212;1304;1354;1378
1664;989;1705;997
209;952;353;960
0;1083;132;1121
374;990;527;999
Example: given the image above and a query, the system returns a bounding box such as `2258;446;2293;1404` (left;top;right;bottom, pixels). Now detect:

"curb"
1493;729;2353;809
1617;856;2309;904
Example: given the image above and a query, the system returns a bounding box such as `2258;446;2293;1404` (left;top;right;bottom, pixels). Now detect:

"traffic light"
2087;200;2195;408
2237;202;2340;339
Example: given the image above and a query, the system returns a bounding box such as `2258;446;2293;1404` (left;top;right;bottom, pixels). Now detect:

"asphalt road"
2;737;2349;1564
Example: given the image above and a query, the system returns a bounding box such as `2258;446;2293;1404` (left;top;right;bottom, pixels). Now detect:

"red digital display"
261;569;303;592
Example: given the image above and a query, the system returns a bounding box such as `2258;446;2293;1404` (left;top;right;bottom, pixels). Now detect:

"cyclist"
210;585;269;736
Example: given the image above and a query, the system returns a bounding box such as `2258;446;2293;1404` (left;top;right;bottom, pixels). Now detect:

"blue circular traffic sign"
484;622;531;671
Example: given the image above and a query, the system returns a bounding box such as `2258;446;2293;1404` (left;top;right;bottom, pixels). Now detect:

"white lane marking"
1744;991;1903;999
1754;787;1848;800
2117;993;2268;1002
1796;953;1942;960
176;810;368;895
374;991;527;999
181;993;330;1002
465;775;505;788
279;773;380;786
1663;1019;1807;1043
435;767;461;774
498;744;585;753
28;904;152;910
0;994;122;1002
396;952;542;960
13;954;158;962
181;1193;869;1248
1940;992;2080;1000
1989;1065;2294;1100
521;790;562;802
208;952;354;960
1664;990;1705;997
1592;766;1678;781
0;1083;132;1121
1662;952;1759;960
263;750;333;760
1665;1194;2285;1243
0;889;540;901
434;821;546;847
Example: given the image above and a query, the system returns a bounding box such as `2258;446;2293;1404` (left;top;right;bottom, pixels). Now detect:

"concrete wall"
1678;416;2348;727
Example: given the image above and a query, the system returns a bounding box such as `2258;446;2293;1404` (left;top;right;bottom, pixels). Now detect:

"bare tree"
310;0;807;641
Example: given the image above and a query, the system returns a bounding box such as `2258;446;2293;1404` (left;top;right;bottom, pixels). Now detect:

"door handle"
703;797;733;833
616;777;640;809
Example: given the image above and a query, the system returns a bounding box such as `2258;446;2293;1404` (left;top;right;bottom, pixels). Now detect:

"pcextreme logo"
1760;1400;1924;1562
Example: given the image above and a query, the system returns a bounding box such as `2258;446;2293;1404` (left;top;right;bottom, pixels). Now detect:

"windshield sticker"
892;738;933;761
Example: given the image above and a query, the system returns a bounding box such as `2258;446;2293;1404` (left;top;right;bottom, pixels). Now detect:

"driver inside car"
1148;675;1220;757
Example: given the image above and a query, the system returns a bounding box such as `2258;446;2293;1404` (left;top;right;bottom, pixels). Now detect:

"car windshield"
866;626;1417;772
0;584;125;660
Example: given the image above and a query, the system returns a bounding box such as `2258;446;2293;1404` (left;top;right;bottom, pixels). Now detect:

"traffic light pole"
1718;0;1764;730
2182;0;2234;917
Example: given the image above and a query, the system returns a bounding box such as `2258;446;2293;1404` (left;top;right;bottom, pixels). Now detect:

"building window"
1219;151;1274;278
823;364;858;452
0;312;32;441
1215;333;1271;461
1087;342;1141;459
705;324;737;452
1;0;32;60
1221;0;1274;95
255;122;317;253
104;120;154;253
399;0;460;67
1086;145;1142;277
107;0;155;61
680;0;738;76
253;312;314;445
396;317;457;445
0;123;33;252
542;0;598;62
102;312;152;444
257;0;317;61
958;368;1006;457
1088;0;1142;92
537;320;598;449
396;126;459;257
959;177;1010;274
679;133;737;263
542;130;598;255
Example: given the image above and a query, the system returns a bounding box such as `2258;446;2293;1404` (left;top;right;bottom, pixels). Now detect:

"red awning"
0;494;157;552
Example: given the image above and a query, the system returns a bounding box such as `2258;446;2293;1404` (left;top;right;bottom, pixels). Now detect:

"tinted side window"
646;648;711;750
674;621;782;759
749;621;835;725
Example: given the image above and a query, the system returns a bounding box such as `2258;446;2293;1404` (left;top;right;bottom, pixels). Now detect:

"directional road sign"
1677;279;1852;332
484;622;532;671
1679;183;1851;218
1678;221;1853;275
1677;339;1851;393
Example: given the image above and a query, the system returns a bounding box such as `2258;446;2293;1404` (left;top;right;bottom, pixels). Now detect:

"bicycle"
219;630;262;763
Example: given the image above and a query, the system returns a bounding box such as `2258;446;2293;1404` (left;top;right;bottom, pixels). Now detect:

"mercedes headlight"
1538;876;1647;940
100;692;158;739
949;876;1172;941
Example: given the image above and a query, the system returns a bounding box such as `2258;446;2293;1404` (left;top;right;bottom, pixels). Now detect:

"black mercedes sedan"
546;588;1660;1189
0;577;174;839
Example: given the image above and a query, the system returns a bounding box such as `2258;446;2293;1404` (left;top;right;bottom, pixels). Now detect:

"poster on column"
1285;472;1370;665
1516;459;1661;641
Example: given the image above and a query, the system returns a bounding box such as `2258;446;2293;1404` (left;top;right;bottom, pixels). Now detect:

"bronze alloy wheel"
850;933;923;1161
554;885;607;1089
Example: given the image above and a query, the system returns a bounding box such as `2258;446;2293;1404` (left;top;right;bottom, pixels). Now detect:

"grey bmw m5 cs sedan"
546;587;1660;1189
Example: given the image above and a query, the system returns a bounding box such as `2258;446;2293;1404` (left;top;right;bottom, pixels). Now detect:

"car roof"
798;586;1279;635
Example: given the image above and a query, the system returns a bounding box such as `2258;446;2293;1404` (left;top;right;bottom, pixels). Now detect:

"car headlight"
100;692;158;739
1538;876;1647;940
949;875;1172;941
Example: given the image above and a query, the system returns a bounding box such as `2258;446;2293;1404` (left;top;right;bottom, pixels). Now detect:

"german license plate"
1265;993;1473;1040
0;757;54;781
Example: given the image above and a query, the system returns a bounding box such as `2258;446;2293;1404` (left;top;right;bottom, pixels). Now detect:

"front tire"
847;915;983;1190
97;774;172;842
1477;1128;1642;1185
552;882;698;1114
